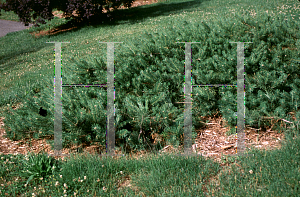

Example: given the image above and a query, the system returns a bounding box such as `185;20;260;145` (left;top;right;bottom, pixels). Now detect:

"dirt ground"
1;101;295;164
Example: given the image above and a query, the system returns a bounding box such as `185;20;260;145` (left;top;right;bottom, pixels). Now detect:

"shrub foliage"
1;3;299;154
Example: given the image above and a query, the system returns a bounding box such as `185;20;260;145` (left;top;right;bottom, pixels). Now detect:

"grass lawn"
0;0;300;196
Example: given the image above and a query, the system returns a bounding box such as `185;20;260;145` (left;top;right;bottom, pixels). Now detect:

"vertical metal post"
229;42;252;156
45;40;253;159
46;41;70;157
46;41;123;158
99;42;123;156
176;42;201;156
175;41;252;158
183;42;192;155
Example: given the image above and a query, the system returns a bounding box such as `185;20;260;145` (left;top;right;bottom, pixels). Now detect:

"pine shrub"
1;8;300;153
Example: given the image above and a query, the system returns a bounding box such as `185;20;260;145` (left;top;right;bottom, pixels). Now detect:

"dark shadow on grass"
77;0;208;28
30;0;209;38
0;39;46;73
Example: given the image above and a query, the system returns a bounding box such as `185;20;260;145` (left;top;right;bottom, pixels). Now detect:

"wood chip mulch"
1;101;296;165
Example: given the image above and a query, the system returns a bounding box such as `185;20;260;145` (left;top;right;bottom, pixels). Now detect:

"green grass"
1;0;300;196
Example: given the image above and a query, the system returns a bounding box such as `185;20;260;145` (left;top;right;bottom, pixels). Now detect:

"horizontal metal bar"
60;84;237;87
47;153;125;159
192;84;237;87
62;84;107;87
